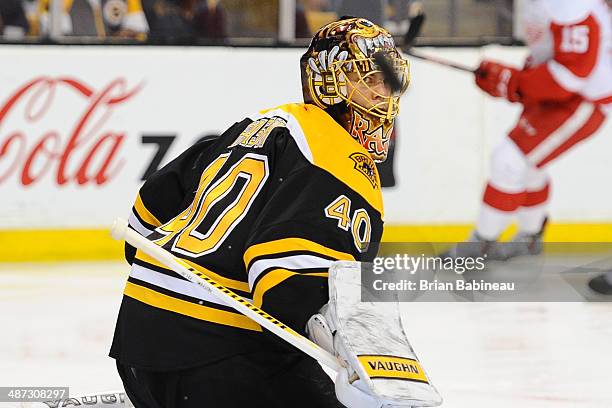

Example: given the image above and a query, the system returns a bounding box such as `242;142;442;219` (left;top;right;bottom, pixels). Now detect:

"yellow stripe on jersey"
135;250;250;293
124;281;262;332
253;268;328;307
126;0;144;12
39;0;74;12
243;237;355;269
134;193;162;227
259;103;384;217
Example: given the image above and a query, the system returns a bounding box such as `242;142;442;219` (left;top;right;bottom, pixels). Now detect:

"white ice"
0;261;611;407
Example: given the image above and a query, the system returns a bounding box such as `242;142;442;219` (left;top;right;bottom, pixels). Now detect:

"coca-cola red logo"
0;76;142;186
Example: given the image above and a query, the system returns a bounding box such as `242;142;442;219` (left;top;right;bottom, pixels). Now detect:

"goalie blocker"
307;261;442;407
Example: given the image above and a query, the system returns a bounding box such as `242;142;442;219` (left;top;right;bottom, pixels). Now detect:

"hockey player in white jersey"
445;0;612;260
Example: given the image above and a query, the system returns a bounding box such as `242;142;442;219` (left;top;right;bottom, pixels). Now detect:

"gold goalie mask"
300;17;410;162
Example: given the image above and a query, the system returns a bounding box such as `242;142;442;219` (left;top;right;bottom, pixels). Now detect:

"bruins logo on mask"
349;152;378;189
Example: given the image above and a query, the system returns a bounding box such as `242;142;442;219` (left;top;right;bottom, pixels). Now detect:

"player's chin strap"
307;261;443;408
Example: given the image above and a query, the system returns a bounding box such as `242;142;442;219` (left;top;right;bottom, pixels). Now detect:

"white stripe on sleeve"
129;211;154;237
130;264;253;306
547;60;587;93
247;254;332;290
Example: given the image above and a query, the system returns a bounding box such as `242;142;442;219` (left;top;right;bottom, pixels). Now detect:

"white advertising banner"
0;45;610;230
0;46;304;229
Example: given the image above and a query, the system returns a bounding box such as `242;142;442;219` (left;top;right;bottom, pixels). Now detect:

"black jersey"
110;103;384;370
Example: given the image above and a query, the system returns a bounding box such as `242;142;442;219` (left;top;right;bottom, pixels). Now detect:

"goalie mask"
300;17;410;162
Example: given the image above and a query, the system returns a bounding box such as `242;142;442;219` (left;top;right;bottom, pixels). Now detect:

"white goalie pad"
327;261;443;407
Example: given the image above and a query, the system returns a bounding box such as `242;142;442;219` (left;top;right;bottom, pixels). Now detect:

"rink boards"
0;45;610;260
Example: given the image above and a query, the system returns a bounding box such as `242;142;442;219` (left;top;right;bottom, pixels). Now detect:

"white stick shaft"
111;218;342;372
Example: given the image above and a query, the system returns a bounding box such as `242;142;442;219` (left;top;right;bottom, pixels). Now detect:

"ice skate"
439;231;510;261
501;218;547;260
588;272;612;295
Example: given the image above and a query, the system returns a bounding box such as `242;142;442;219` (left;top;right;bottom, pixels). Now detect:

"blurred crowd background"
0;0;515;45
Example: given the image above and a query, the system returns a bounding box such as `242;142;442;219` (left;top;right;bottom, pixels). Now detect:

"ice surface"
0;262;126;399
0;260;610;407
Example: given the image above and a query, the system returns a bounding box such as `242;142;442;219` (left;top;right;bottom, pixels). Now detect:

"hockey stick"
404;50;476;73
400;3;476;74
110;218;343;372
22;390;132;408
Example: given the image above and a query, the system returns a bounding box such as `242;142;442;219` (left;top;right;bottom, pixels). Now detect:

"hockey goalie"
109;17;442;408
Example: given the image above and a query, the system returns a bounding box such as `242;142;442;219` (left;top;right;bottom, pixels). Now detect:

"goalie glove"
306;261;443;408
475;60;521;102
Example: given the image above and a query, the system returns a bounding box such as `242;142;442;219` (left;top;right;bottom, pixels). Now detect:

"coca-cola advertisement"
0;46;302;230
0;77;140;187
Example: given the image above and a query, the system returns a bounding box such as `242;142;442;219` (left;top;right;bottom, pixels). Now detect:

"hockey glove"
475;60;521;102
306;261;443;408
307;307;382;408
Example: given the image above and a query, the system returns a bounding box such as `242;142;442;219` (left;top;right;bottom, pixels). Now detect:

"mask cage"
330;56;409;121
